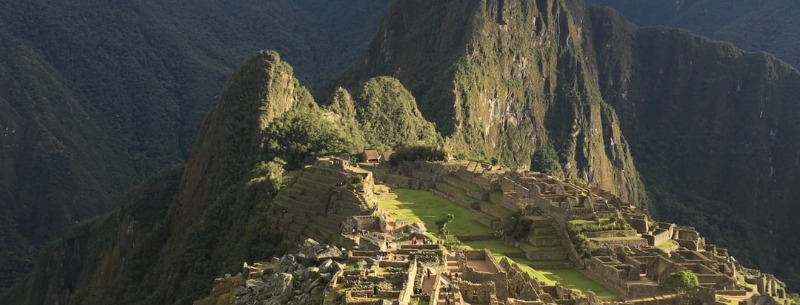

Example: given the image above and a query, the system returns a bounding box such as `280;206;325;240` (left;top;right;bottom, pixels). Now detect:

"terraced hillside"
268;166;372;245
377;169;617;297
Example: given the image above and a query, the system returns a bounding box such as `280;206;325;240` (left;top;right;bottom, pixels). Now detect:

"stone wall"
472;212;496;228
373;172;432;190
458;235;496;242
501;192;524;212
643;229;671;247
585;257;633;297
553;221;583;269
583;230;638;239
433;186;476;209
524;249;567;261
459;280;498;304
481;201;511;219
460;250;509;300
500;259;544;302
398;259;418;305
507;299;546;305
590;238;648;248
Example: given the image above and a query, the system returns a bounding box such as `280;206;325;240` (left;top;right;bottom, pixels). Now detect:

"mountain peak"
173;50;304;232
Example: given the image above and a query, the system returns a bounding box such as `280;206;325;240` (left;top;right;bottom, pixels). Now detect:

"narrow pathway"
421;267;438;294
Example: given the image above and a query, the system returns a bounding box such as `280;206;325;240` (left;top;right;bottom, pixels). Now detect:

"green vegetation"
588;236;644;241
656;240;678;251
567;219;634;234
503;213;533;240
489;191;504;204
435;213;455;236
464;240;523;256
531;145;565;178
376;189;492;237
263;99;357;169
588;0;800;69
377;186;614;297
660;270;699;304
389;146;447;166
355;77;442;150
492;254;616;297
0;0;391;293
9;0;800;303
589;5;800;288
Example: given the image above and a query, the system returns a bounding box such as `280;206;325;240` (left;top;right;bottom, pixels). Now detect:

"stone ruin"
197;159;792;305
432;248;588;305
379;161;791;305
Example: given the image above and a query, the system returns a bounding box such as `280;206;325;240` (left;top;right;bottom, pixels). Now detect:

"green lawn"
656;239;677;251
463;239;522;255
532;227;557;236
377;188;493;236
489;190;504;204
480;201;514;217
567;219;595;225
519;243;564;252
588;236;644;241
491;254;616;297
377;187;616;297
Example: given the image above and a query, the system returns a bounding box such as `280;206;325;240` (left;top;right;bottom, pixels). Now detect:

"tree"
660;270;699;305
263;102;355;169
436;213;455;236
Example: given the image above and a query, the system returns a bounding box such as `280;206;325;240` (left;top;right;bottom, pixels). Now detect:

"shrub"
389;145;447;166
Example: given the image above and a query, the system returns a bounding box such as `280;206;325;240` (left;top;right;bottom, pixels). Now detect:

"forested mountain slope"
589;7;800;289
587;0;800;68
5;1;800;304
0;0;390;292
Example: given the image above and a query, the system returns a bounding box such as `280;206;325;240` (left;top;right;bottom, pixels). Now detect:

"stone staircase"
438;252;465;305
522;222;573;269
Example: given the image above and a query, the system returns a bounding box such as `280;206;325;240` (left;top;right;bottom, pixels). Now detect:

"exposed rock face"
6;1;800;304
346;0;647;205
195;245;338;305
589;7;800;288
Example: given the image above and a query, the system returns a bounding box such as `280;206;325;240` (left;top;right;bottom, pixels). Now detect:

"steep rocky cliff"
338;0;646;205
6;1;800;304
589;7;800;289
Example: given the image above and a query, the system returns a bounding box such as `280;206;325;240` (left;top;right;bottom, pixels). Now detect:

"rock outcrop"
340;0;647;206
194;242;342;305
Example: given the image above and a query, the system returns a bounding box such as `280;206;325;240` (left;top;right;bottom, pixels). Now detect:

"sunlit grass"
464;239;522;255
377;188;492;236
376;187;616;297
589;236;644;241
490;254;616;297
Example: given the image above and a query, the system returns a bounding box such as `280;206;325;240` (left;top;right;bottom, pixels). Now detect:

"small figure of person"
427;268;432;279
411;236;417;245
